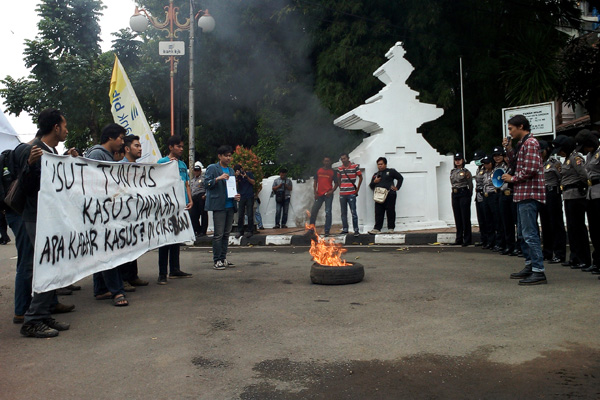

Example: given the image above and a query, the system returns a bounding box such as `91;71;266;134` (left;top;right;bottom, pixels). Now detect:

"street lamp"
130;0;214;167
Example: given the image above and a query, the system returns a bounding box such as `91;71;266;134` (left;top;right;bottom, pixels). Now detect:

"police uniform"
584;144;600;270
489;150;507;251
480;158;497;249
473;162;489;247
450;154;473;245
561;150;591;268
538;156;566;263
494;156;515;254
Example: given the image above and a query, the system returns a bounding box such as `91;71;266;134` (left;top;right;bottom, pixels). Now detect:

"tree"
561;34;600;124
0;0;111;151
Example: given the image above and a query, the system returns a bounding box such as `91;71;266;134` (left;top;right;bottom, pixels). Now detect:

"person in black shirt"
368;157;403;234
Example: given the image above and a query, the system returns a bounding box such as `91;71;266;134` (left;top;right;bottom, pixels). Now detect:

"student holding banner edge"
156;135;194;284
15;108;78;337
85;123;129;306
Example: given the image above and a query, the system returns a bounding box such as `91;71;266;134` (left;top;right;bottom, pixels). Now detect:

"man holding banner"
86;123;128;306
156;135;194;285
15;109;77;338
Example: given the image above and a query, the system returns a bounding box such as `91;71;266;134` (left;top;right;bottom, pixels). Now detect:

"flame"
305;212;351;266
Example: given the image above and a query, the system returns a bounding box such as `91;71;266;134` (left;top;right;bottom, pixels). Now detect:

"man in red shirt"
309;156;339;236
502;115;547;285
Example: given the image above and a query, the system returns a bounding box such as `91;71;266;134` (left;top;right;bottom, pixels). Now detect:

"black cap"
552;135;576;155
472;150;485;161
454;152;464;160
538;140;551;152
491;146;504;156
575;129;599;151
481;155;492;164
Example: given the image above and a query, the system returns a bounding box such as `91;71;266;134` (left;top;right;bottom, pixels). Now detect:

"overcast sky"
0;0;136;141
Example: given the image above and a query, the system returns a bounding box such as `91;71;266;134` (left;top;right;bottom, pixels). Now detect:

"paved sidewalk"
195;224;481;247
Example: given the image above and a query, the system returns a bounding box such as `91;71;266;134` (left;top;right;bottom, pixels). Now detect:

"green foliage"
0;0;111;151
232;145;264;194
1;0;586;171
561;35;600;123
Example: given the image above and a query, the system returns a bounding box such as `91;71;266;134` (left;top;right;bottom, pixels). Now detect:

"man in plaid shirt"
501;115;547;285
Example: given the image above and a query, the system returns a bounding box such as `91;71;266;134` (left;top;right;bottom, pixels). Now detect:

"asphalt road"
1;243;599;399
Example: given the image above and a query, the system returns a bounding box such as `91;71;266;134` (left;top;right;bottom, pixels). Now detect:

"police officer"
450;153;473;246
552;135;591;269
492;145;515;255
575;129;600;275
537;140;566;264
480;156;497;249
472;150;488;247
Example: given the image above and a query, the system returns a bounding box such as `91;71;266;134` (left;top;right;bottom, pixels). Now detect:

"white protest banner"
109;56;162;163
32;154;195;293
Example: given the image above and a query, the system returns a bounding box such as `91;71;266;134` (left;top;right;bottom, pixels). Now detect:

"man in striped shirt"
501;115;547;285
338;153;363;236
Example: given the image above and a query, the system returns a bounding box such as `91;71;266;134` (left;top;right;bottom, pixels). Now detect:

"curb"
190;232;483;247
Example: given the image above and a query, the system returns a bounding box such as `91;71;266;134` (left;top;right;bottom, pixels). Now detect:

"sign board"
502;101;556;138
159;41;185;56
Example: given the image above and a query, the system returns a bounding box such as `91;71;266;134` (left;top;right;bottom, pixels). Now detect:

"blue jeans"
275;199;290;226
212;208;234;262
339;195;359;232
310;195;333;234
6;211;33;316
517;200;544;273
255;199;263;228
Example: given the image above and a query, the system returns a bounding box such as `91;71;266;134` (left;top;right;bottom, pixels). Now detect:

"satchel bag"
373;187;389;204
4;175;25;214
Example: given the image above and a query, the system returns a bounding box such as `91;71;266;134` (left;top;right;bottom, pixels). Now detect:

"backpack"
0;145;23;211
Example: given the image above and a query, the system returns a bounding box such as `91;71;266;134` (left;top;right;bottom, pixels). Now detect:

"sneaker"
123;281;136;292
43;318;70;331
213;260;226;270
354;231;360;237
169;270;193;278
20;321;59;338
157;275;167;285
340;230;349;234
518;272;547;285
223;259;235;268
368;229;380;235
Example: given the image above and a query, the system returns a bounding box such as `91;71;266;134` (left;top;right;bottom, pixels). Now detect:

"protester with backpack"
272;168;292;229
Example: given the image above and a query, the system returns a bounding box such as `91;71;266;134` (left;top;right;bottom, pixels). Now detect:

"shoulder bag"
373;186;388;204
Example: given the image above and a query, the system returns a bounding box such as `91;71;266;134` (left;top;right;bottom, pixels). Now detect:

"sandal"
95;292;112;300
113;294;128;307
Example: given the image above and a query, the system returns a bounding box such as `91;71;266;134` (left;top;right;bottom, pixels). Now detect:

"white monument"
257;42;461;232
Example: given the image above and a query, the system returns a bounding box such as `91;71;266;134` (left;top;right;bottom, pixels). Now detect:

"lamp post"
130;0;214;167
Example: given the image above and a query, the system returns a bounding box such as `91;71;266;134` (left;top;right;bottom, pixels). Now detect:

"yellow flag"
109;56;161;163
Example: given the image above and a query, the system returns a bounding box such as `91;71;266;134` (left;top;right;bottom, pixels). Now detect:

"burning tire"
310;262;364;285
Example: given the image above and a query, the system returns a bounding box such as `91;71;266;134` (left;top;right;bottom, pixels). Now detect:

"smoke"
193;0;360;171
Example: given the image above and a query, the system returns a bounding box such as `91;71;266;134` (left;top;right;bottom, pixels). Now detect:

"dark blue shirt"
237;171;255;199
